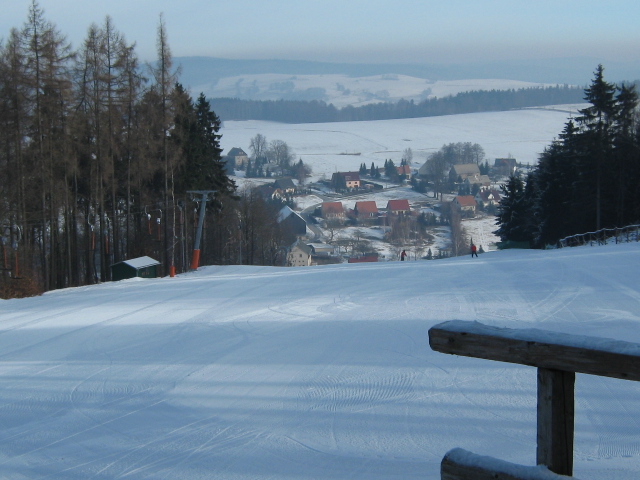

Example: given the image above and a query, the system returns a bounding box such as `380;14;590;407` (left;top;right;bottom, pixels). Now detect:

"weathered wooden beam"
441;448;579;480
429;320;640;381
537;368;575;476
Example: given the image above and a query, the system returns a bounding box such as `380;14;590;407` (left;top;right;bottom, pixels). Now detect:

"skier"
400;249;407;261
471;244;478;258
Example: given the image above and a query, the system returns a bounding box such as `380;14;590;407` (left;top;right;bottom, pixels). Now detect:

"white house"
287;240;312;267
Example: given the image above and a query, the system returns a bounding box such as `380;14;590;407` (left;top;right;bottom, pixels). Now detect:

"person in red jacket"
471;244;478;258
400;249;407;261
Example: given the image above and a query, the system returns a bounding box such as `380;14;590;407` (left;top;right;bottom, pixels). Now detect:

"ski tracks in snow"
577;376;640;461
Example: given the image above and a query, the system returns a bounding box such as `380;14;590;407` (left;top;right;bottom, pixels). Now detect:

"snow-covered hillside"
196;74;553;109
220;104;582;174
1;242;640;479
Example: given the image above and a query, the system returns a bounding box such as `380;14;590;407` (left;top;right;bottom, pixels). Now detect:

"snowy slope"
1;242;640;479
197;74;553;109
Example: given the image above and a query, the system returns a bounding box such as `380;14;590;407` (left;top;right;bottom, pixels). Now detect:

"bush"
0;272;43;299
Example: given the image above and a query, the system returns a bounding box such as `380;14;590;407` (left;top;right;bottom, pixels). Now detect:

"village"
223;147;515;266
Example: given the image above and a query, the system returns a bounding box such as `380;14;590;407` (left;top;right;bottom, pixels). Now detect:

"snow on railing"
558;224;640;248
429;320;640;479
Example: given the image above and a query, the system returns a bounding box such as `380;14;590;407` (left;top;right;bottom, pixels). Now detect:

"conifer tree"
384;159;397;179
501;65;640;248
576;65;618;230
611;83;639;224
495;175;530;244
534;120;581;245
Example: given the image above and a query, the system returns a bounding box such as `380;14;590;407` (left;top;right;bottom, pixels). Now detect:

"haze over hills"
191;72;565;110
175;56;640;97
175;56;637;119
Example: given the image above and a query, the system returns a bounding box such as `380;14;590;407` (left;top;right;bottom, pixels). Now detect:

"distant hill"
183;72;560;110
175;56;640;92
207;85;584;123
173;56;636;123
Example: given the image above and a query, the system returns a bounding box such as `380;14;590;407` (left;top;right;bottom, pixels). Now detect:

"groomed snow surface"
1;242;640;479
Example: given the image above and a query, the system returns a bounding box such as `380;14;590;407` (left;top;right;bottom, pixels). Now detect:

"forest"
210;84;585;123
495;65;640;248
3;4;637;299
0;2;296;298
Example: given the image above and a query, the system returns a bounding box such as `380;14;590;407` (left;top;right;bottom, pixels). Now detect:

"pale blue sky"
3;0;639;65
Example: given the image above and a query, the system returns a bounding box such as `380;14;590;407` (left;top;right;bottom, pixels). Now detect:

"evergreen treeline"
0;2;294;297
211;85;585;123
495;65;640;248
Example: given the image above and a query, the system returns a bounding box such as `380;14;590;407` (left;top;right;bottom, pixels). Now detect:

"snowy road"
1;244;640;478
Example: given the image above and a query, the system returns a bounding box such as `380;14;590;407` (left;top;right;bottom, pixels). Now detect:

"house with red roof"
396;164;411;177
354;201;379;223
386;199;411;216
321;202;345;222
453;195;477;216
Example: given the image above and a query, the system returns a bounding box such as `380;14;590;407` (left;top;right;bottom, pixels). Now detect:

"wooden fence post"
537;368;575;476
429;320;640;479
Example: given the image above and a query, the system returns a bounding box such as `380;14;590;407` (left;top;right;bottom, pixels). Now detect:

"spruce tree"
384;159;397;179
173;89;235;196
522;65;639;247
495;175;530;244
575;65;618;230
611;83;639;225
535;120;582;246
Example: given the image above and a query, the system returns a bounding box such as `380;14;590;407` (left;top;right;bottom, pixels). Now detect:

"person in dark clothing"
471;244;478;258
400;250;407;261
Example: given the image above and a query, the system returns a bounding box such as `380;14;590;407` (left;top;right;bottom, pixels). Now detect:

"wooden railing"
428;320;640;479
558;223;640;248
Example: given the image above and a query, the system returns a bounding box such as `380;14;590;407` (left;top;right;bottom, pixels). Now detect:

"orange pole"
190;249;200;270
189;190;213;271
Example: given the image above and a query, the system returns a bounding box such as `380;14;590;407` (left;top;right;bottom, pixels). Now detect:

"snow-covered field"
220;104;582;175
2;241;640;479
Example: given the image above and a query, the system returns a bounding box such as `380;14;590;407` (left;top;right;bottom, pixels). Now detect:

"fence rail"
429;320;640;479
441;448;579;480
558;224;640;248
